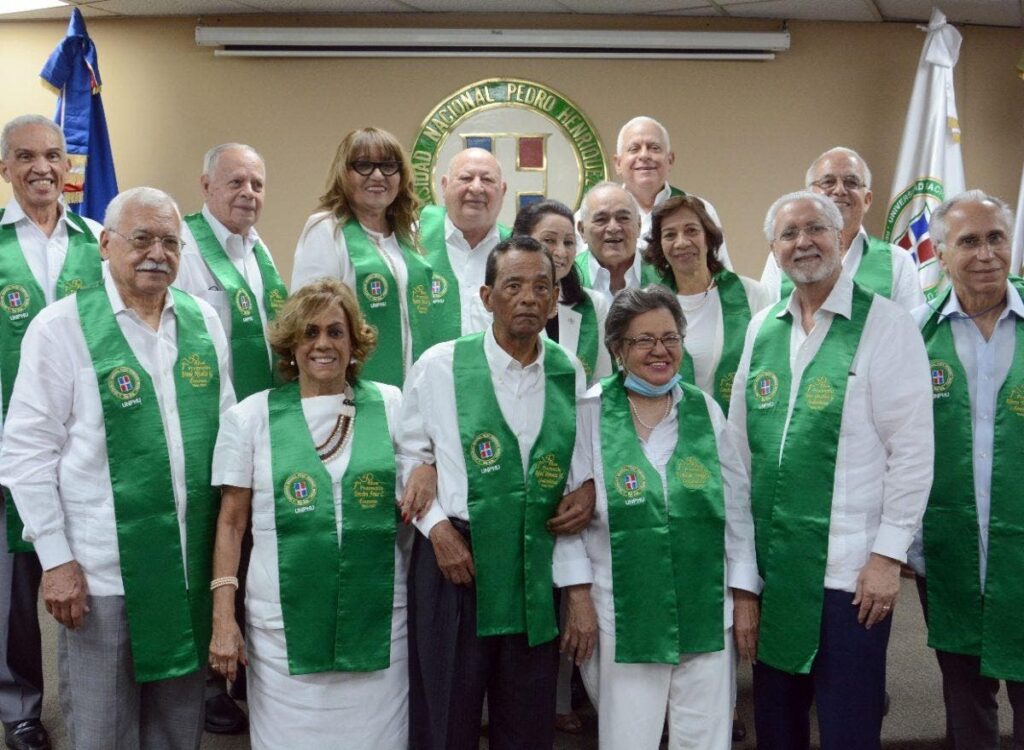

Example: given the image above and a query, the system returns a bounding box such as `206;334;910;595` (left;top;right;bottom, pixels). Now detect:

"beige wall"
1;14;1021;281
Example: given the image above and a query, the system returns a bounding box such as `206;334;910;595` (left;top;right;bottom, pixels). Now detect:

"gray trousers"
0;503;43;723
57;595;204;750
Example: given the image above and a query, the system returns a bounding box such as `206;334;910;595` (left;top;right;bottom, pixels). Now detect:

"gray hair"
604;285;686;359
805;146;873;190
1;115;66;160
930;189;1015;252
579;181;642;225
763;190;844;242
616;116;671;156
104;187;181;230
202;143;263;177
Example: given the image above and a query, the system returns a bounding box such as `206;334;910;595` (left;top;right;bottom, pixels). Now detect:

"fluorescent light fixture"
0;0;67;14
196;26;790;60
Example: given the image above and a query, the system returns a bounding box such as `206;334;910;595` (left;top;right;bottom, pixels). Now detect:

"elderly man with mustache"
0;187;234;750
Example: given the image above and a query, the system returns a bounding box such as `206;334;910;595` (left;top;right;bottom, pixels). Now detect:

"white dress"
212;385;412;750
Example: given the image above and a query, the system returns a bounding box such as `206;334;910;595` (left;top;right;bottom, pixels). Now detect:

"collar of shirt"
444;214;499;252
483;324;545;376
840;226;870;271
200;203;260;261
1;197;83;235
104;270;176;326
779;268;855;322
588;249;644;289
622;181;673;220
939;278;1024;326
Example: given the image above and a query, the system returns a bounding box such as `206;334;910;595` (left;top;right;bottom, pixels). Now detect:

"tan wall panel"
1;16;1021;282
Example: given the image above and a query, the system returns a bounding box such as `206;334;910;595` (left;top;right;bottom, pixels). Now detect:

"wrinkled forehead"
449;151;501;180
214;147;265;178
587;187;635;216
620;121;667;151
813;153;866;180
948;200;1011;236
774;199;826;229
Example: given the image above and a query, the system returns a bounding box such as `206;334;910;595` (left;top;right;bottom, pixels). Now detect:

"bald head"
441;148;507;243
578;182;641;271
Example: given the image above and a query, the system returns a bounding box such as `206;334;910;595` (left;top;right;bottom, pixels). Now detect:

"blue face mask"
623;371;681;397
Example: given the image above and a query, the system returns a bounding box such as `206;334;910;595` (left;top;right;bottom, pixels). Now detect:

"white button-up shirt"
0;274;234;595
728;272;934;592
760;227;925;311
177;204;277;370
440;216;501;336
398;327;589;586
908;281;1024;588
583;250;647;309
292;211;415;375
566;384;760;634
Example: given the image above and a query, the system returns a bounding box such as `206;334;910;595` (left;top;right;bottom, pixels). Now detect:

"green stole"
678;270;753;414
780;236;893;300
341;221;433;386
452;332;576;645
745;283;874;674
77;285;221;682
599;375;725;662
573;251;662;289
567;293;600;381
418;205;511;343
0;209;102;552
668;185;687;198
921;282;1024;681
268;380;397;675
183;213;287;400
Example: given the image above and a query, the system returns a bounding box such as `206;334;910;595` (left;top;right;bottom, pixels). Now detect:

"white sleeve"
291;214;354;290
758;252;783;305
889;244;927;311
212;400;258;489
399;353;447;537
589;291;613;381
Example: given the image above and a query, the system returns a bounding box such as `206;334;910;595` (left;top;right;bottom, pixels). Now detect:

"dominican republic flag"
369;279;384;296
40;8;118;222
758;377;774;397
931;368;946;387
6;291;22;308
116;374;133;393
292;481;309;499
623;473;639;491
884;7;965;301
478;441;494;460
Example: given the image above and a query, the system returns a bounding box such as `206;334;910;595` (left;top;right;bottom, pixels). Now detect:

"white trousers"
581;626;735;750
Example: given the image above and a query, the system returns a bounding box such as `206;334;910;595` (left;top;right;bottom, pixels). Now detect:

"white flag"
1013;162;1024;276
884;7;966;300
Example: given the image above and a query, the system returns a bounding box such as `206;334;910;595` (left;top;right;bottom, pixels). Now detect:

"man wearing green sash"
399;236;592;750
907;190;1024;749
0;114;103;750
0;187;234;750
760;147;925;311
417;148;509;340
729;191;933;749
178;143;286;402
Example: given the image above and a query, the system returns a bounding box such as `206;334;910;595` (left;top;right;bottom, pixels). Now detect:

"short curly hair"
268;278;377;383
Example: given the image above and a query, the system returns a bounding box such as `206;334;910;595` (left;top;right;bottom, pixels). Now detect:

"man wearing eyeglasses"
0;187;234;750
728;191;933;749
0;114;105;750
907;191;1024;750
761;147;925;311
418;148;510;341
178;143;287;403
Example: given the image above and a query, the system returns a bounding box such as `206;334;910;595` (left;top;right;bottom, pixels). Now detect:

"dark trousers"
753;588;892;750
408;520;559;750
0;502;43;724
916;576;1024;750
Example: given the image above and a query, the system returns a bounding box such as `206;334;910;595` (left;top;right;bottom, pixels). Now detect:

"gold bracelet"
210;576;239;591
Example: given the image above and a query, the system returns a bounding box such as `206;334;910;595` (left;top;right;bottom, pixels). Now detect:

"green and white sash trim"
745;283;874;674
600;375;725;663
453;332;576;645
0;209;102;552
268;379;397;675
78;285;221;682
418;205;511;343
183;213;287;400
921;280;1024;681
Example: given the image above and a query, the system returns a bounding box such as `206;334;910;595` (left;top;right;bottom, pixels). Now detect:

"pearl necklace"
627;393;672;431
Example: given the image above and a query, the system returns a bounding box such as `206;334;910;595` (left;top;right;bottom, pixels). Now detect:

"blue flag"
40;8;118;222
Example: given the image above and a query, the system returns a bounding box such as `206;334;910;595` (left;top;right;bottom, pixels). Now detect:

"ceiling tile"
399;0;571;11
86;0;257;15
876;0;1020;26
237;0;424;11
719;0;880;22
0;2;116;20
558;0;711;11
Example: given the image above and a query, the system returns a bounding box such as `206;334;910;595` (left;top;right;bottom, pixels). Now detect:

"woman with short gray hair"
561;285;759;750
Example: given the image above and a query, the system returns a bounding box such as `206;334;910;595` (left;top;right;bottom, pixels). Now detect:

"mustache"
135;260;172;273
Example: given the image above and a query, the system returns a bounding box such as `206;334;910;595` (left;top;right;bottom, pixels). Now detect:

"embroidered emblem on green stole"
268;379;397;675
921;281;1024;681
600;375;725;663
781;236;893;300
418;205;511;343
77;286;221;682
0;210;102;552
744;283;874;674
183;213;287;400
678;270;752;414
453;333;576;645
342;220;433;386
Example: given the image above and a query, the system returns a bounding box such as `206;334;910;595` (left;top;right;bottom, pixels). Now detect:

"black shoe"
204;692;248;734
732;717;747;742
4;720;50;750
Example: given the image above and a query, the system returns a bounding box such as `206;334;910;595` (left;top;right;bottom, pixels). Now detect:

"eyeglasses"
622;334;683;351
349;160;401;177
810;175;868;192
775;224;834;244
108;229;184;253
